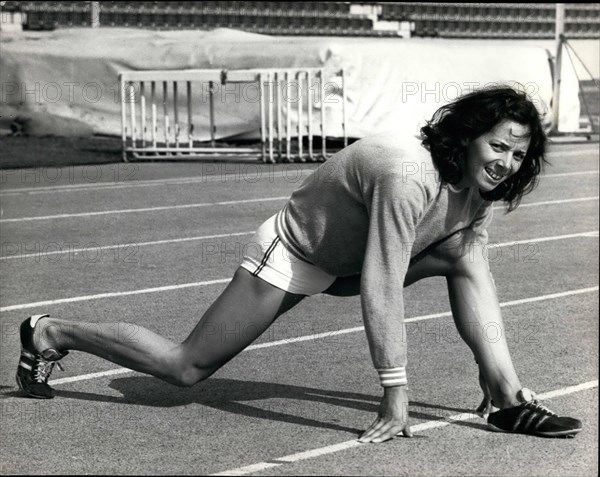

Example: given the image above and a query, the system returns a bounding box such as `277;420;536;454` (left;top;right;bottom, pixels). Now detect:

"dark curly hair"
420;86;548;211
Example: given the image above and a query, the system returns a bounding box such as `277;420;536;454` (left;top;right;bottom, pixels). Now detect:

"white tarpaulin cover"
0;27;581;137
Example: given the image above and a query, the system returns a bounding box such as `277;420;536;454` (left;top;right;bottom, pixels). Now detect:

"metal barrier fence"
119;68;347;162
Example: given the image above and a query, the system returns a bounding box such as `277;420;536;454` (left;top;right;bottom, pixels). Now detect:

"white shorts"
240;214;337;296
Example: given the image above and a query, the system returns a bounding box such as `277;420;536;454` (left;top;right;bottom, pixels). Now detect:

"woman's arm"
357;174;428;442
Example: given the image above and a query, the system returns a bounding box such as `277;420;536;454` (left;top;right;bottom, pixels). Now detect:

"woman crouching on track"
16;86;582;441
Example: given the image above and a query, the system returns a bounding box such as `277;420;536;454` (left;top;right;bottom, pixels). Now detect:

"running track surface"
0;142;598;476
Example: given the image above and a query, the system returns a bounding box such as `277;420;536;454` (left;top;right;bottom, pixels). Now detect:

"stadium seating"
379;2;599;39
7;1;599;39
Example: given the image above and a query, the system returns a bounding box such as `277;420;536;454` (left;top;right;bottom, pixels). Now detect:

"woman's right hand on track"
358;385;413;443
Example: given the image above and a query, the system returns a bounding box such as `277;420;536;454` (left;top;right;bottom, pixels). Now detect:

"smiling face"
459;120;531;192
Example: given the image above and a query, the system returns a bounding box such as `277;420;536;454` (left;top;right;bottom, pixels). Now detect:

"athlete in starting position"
16;86;582;441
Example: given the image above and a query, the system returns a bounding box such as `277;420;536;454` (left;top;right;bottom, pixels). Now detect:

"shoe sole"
487;422;582;437
15;374;54;399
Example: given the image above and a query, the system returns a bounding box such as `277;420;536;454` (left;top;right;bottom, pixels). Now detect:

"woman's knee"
171;365;215;388
446;248;494;281
162;345;218;387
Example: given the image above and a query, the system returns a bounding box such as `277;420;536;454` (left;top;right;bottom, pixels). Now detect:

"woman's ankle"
478;371;523;409
492;386;524;409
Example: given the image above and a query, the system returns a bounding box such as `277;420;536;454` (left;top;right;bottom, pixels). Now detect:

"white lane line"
498;286;598;307
545;171;598;178
492;196;598;211
49;367;135;385
0;169;316;196
0;278;231;313
0;231;255;261
493;230;599;248
1;229;598;310
2;227;597;262
45;285;599;386
0;166;593;196
225;286;600;351
0;196;288;223
1;194;598;224
547;147;600;155
211;380;599;476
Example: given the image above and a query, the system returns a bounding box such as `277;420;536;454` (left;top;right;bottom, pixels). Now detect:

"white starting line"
209;380;599;476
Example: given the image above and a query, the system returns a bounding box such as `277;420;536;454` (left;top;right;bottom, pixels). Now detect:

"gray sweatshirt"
276;132;494;386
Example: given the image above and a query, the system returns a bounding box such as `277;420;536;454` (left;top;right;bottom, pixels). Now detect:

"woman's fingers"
358;417;384;442
359;419;412;443
371;422;412;443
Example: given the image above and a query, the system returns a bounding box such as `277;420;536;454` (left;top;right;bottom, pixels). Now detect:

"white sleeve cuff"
377;367;407;387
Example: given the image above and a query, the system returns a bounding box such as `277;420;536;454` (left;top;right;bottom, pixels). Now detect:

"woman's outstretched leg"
19;268;304;396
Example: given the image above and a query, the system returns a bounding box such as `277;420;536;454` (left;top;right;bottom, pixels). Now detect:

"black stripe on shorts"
252;236;280;276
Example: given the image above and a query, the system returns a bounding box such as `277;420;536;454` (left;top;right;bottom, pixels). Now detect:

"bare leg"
407;240;521;408
445;256;522;408
35;268;305;387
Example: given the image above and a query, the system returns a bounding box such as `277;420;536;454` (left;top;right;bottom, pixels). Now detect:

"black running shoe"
487;388;582;438
16;314;68;399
